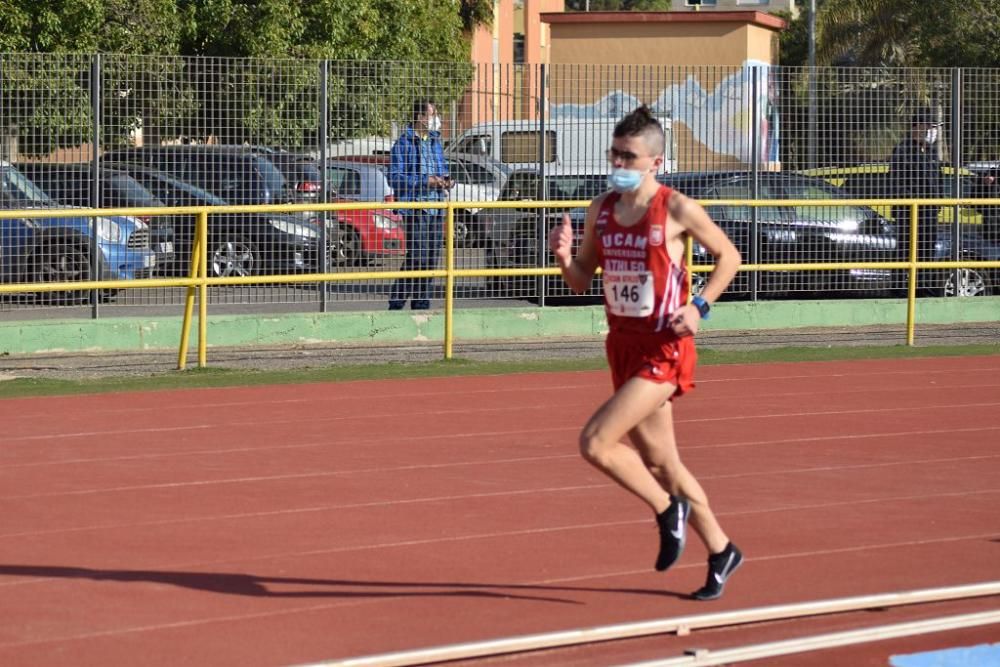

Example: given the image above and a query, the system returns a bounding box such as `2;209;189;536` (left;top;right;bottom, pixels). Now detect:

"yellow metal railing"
0;198;998;367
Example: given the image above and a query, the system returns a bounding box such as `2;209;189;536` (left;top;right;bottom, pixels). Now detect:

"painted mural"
550;61;780;166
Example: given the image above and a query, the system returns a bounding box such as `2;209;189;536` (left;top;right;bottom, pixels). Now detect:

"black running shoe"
691;542;743;601
654;496;690;572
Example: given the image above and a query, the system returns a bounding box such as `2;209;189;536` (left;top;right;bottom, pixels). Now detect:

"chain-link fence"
1;55;998;317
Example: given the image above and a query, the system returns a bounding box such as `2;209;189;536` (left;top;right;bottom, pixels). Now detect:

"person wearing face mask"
387;99;454;310
889;107;947;267
548;106;743;600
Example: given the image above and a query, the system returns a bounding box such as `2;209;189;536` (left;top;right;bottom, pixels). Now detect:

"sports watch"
691;295;711;320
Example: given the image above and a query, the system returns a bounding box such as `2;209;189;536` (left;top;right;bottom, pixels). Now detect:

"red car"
322;203;405;266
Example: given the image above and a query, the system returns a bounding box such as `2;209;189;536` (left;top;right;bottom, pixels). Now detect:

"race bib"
604;271;655;317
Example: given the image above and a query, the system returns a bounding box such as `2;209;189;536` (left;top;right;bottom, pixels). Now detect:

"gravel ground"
0;322;997;381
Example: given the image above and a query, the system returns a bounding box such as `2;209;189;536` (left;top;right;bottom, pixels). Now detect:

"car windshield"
0;166;55;208
105;173;162;206
132;171;228;206
546;175;607;200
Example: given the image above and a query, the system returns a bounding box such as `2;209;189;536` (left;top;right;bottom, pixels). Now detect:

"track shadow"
0;564;693;602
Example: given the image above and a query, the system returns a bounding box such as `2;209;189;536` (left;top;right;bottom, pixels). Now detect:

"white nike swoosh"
714;553;737;584
670;528;684;539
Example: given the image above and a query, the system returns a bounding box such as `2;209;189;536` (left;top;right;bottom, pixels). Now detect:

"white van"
445;117;677;173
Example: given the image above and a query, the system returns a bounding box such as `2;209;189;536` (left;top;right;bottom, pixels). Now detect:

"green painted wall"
0;297;996;356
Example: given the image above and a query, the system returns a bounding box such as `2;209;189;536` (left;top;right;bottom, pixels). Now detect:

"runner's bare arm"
548;196;603;294
669;191;741;305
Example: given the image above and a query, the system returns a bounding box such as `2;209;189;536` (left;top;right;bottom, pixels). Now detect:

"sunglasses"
606;147;648;162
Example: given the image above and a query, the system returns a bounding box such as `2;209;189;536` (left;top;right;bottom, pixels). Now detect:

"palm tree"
816;0;925;66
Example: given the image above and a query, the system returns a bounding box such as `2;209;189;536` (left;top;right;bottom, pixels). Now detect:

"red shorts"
605;330;697;398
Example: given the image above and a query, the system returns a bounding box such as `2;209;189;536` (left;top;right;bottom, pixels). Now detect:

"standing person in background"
889;107;947;264
549;106;744;600
387;99;453;310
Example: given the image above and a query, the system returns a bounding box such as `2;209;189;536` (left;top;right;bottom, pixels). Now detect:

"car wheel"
330;224;362;266
453;212;472;247
33;240;91;305
943;268;992;297
210;237;257;278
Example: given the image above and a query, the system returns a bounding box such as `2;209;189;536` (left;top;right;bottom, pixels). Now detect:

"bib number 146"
604;271;654;317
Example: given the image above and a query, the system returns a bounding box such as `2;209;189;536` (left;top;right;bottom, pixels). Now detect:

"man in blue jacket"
387;99;453;310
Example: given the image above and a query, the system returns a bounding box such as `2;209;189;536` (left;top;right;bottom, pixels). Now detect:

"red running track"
0;356;998;666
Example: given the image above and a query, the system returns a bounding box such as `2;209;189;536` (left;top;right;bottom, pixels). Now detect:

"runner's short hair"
613;106;665;156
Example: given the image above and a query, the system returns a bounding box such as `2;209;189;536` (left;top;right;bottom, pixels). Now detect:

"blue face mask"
608;168;644;193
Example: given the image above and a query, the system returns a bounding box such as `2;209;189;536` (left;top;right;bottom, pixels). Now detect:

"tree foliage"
0;0;479;155
777;0;1000;68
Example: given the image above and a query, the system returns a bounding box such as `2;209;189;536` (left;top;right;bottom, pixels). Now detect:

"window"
685;0;718;6
782;180;866;231
736;0;768;5
503;172;539;201
326;167;362;197
547;176;607;201
445;160;470;184
454;134;491;156
500;130;556;163
454;160;499;186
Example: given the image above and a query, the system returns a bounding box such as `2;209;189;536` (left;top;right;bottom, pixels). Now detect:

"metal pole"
750;66;761;301
950;69;962;296
89;54;102;318
536;63;547;307
319;60;329;312
807;0;817;169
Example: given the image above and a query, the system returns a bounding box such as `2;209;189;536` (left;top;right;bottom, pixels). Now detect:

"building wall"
459;0;565;131
541;11;785;170
670;0;798;18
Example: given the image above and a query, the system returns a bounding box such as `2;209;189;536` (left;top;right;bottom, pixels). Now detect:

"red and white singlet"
595;185;690;336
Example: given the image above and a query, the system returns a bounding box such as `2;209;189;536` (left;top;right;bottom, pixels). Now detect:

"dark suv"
104;163;321;278
102;146;290;208
660;171;900;297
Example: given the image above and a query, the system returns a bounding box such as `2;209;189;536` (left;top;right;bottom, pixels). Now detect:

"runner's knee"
578;428;613;467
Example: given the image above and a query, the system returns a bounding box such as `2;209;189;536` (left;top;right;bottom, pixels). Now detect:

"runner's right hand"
549;214;573;266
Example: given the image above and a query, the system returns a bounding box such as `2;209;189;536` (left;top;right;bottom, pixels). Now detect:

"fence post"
950;68;962;296
750;65;761;301
907;203;919;345
198;209;209;368
445;202;455;360
319;59;329;313
89;54;102;318
536;63;548;307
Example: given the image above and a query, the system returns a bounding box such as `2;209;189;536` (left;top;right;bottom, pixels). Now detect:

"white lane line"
4;447;998;502
0;532;997;651
2;399;999;445
1;485;997;543
4;424;998;472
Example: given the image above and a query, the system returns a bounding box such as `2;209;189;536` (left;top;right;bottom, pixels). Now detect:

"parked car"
482;166;608;301
324;159;394;203
321;160;406;265
332;154;509;247
246;149;324;206
103;163;322;277
803;163;983;226
806;163;998;295
14;162;175;272
444;152;511;246
102;145;292;209
660;171;900;297
0;161;157;303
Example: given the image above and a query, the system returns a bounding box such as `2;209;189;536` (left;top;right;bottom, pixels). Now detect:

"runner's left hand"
670;305;700;338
